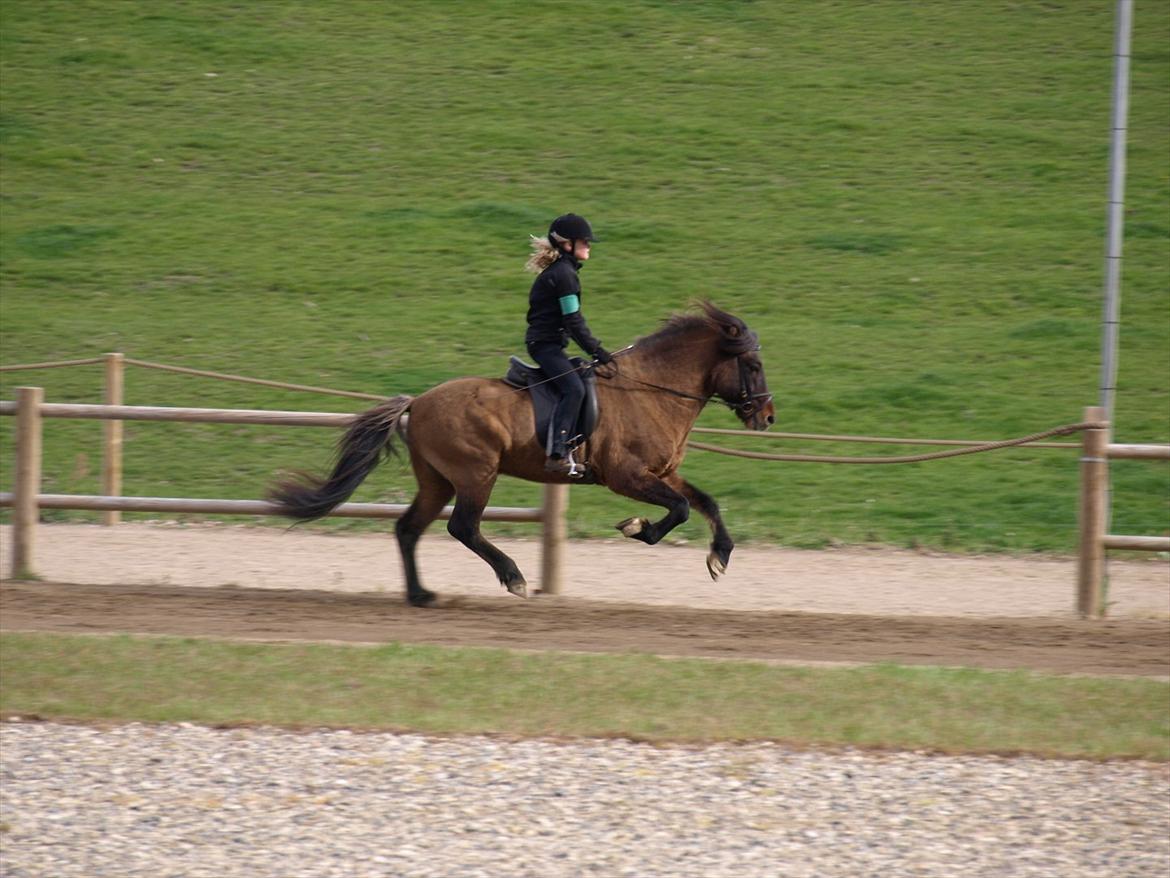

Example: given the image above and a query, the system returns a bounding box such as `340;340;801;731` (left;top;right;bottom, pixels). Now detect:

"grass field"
1;1;1167;552
2;632;1166;760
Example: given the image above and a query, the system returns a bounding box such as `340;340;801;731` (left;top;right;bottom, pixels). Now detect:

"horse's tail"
268;395;413;521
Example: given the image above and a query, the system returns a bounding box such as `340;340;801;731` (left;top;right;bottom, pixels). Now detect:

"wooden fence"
3;352;1168;617
1075;405;1170;617
0;387;569;594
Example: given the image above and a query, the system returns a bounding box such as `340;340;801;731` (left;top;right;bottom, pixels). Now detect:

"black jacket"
525;253;604;355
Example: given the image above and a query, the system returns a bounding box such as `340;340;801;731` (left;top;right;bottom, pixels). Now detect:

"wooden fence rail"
0;387;565;592
0;494;542;521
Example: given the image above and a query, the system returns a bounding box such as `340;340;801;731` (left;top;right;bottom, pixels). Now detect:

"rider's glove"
592;347;614;365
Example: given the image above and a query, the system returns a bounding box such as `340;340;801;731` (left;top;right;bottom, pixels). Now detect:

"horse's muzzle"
741;396;776;431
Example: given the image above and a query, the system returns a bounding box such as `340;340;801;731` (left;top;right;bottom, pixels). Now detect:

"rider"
524;213;613;475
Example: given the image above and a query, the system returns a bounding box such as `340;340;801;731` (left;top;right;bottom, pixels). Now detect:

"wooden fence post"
102;353;124;525
11;386;43;579
1076;406;1109;618
540;483;567;595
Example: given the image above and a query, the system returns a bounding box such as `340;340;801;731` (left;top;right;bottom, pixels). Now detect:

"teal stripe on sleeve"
558;294;581;315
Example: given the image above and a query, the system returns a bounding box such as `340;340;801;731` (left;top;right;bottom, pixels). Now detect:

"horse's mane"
637;301;758;356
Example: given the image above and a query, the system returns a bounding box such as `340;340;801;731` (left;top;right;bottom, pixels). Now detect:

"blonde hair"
524;233;567;273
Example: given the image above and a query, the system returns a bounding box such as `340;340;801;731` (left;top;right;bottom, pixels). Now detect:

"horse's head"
712;346;775;431
631;301;776;430
700;303;776;432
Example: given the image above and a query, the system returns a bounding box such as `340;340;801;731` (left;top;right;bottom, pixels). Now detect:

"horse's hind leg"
396;457;455;607
446;480;528;599
667;475;734;580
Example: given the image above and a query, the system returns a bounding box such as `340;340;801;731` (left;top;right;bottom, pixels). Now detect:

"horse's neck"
625;336;715;396
618;336;717;433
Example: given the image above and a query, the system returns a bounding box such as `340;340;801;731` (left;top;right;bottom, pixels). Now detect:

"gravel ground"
2;721;1167;878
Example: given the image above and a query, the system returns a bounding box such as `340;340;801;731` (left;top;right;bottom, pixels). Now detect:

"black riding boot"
545;407;584;478
548;428;569;460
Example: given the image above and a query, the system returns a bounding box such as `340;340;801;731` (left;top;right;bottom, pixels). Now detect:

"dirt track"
1;523;1167;677
3;580;1169;676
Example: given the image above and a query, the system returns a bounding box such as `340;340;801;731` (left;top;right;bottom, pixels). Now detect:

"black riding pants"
527;341;585;455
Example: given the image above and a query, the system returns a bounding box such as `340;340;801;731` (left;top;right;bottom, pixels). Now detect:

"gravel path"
2;721;1167;878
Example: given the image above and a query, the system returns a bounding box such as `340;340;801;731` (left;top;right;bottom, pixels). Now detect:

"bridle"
597;346;773;419
731;349;774;418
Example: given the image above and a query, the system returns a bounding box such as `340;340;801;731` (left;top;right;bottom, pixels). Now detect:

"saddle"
503;356;600;457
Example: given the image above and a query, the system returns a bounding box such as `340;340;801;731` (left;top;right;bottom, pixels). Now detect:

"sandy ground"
3;522;1166;618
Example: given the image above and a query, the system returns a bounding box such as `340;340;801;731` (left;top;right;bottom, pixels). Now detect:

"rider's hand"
593;347;614;366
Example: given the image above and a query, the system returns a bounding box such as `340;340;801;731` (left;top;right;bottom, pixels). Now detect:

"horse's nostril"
766;415;775;426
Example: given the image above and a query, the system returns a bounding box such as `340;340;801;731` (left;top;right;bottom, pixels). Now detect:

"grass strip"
1;632;1167;761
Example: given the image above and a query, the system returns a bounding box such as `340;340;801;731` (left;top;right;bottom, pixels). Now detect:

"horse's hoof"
505;578;528;599
617;517;647;538
407;588;439;608
706;552;727;581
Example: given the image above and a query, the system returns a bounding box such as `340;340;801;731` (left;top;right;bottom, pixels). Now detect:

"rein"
600;345;773;417
505;340;773;418
604;370;709;404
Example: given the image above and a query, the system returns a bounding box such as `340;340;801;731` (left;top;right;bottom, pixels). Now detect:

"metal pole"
1096;0;1133;606
1099;0;1133;420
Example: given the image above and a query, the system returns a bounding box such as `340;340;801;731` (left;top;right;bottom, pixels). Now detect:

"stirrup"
545;449;586;479
563;448;586;479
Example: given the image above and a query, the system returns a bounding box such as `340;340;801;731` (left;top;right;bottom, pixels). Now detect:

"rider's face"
572;239;592;261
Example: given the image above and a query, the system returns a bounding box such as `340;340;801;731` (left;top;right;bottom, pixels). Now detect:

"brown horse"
269;302;775;606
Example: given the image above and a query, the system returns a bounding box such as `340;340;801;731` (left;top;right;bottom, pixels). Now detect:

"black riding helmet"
548;213;597;246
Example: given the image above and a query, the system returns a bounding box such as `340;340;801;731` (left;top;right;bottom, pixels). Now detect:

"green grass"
1;1;1167;552
1;632;1167;760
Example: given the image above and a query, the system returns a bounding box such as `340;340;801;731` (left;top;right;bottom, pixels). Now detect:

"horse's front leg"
609;466;691;546
666;474;734;580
